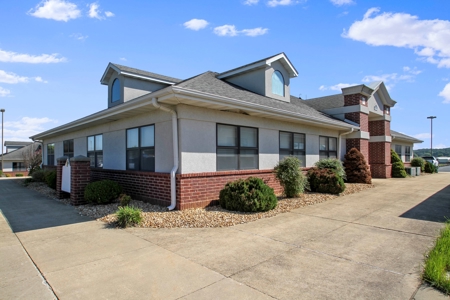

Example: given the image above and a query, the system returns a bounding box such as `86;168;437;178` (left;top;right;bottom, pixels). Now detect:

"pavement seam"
173;278;227;300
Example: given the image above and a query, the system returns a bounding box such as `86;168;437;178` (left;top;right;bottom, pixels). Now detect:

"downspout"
338;128;355;160
152;97;178;210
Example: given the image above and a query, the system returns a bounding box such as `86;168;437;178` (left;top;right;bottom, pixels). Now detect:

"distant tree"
22;143;42;175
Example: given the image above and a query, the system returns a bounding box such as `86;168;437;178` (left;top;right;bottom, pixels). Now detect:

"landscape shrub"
15;173;24;177
84;180;122;205
119;194;132;207
116;206;142;228
274;156;308;198
219;177;277;212
307;168;346;194
343;148;372;184
391;149;407;178
411;157;425;171
32;170;47;182
315;158;346;180
424;161;437;173
44;170;57;189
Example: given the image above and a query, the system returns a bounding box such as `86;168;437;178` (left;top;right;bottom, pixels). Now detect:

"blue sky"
1;0;449;151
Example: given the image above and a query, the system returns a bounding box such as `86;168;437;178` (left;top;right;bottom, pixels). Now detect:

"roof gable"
100;63;182;85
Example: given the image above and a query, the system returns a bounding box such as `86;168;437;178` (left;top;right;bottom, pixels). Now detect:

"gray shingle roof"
0;142;41;160
391;130;423;143
111;63;182;83
4;141;33;147
175;72;353;127
302;94;344;111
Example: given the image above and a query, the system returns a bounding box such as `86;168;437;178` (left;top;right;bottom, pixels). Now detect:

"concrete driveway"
1;174;450;299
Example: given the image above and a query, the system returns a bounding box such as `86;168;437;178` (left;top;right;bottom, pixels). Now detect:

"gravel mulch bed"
22;180;375;228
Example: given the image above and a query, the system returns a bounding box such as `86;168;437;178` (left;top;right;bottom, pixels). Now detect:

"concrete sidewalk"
1;175;449;299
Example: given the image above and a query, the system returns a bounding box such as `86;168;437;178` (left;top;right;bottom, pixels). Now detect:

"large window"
395;145;402;157
279;131;306;167
63;140;74;158
87;134;103;168
47;143;55;166
319;136;337;160
126;125;155;171
12;162;26;171
405;146;411;162
272;71;285;97
111;78;120;102
217;124;258;171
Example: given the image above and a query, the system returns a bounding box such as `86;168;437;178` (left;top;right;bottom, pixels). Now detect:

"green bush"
15;173;24;177
119;194;132;207
307;168;346;194
411;157;425;171
343;148;372;184
424;161;437;173
32;170;47;182
391;149;407;178
84;180;122;205
274;156;308;198
116;206;142;228
219;177;278;212
315;158;346;180
44;170;57;189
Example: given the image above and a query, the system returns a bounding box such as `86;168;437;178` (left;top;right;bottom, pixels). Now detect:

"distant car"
422;156;439;167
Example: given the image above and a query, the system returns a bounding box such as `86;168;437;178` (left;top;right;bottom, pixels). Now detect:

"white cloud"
241;27;268;36
244;0;259;4
0;48;66;64
403;66;422;75
34;77;48;83
267;0;299;7
184;19;209;31
319;83;359;91
88;3;102;19
330;0;354;6
214;25;239;37
28;0;81;22
0;70;29;84
438;83;450;104
414;133;431;139
70;33;88;41
213;25;268;37
343;8;450;69
105;11;114;17
0;87;11;97
3;117;57;141
119;57;127;61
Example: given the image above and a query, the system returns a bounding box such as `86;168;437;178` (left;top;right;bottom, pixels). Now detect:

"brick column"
70;156;91;206
344;93;370;160
56;156;69;199
368;120;391;178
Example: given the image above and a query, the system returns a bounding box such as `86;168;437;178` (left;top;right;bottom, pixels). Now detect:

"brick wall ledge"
90;168;170;177
176;169;277;178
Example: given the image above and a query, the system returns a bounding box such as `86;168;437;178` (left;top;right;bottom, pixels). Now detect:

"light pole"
427;116;436;156
1;108;4;174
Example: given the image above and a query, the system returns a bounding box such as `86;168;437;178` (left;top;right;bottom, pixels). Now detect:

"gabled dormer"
100;63;182;108
217;53;298;103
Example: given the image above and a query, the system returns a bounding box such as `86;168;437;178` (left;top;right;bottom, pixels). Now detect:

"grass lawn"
423;221;450;295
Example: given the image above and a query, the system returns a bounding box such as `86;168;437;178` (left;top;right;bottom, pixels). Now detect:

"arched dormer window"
272;71;284;97
111;78;120;102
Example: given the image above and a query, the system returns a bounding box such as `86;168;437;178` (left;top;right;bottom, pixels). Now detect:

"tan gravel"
21;180;375;228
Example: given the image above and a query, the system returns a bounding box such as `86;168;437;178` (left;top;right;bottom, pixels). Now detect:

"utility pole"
1;108;4;174
427;116;436;156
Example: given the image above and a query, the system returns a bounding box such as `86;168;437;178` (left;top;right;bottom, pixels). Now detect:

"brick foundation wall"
368;142;391;178
346;138;369;161
369;120;390;136
3;171;29;177
371;164;392;179
176;169;282;210
70;157;91;206
344;112;369;131
91;169;171;207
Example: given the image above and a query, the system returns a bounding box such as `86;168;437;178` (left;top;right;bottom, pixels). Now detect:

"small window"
217;124;258;171
12;162;26;171
279;131;306;167
63;140;74;158
87;134;103;168
272;71;285;97
126;125;155;171
405;146;411;162
395;145;402;158
111;78;120;102
319;136;337;160
47;143;55;166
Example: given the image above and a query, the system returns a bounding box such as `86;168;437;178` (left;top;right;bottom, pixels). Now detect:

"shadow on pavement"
0;179;92;233
400;185;450;223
